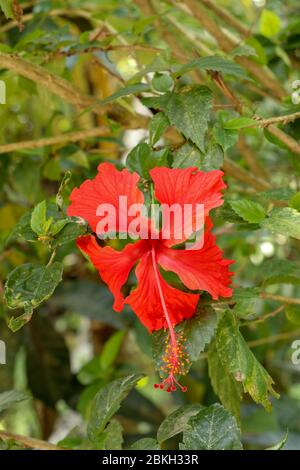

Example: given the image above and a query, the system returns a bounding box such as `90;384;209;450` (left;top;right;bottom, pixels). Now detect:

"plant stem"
0;431;63;450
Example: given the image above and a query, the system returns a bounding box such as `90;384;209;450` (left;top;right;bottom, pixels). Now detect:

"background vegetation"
0;0;300;450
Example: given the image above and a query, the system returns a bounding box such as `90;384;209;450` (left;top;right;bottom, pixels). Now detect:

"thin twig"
248;329;300;348
261;292;300;306
0;127;108;155
241;305;285;327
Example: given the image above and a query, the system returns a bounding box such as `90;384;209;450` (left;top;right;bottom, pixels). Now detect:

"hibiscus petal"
77;235;149;311
156;228;234;300
68;162;145;235
126;251;199;332
150;167;226;246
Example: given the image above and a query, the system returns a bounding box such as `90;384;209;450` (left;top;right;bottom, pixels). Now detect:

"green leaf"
30;200;48;236
0;0;13;19
5;262;63;328
99;330;125;370
289;192;300;211
126;142;169;179
172;142;202;169
100;419;123;450
258;258;300;285
0;390;30;413
213;124;238;151
230;199;266;223
261;208;300;240
266;430;288;450
51;220;87;247
232;287;261;318
87;374;144;442
130;438;160;450
215;311;279;410
208;342;242;421
149;112;169;146
56;171;72;210
162;86;212;152
174;56;249;80
101;83;149;105
172;141;223;171
157;404;202;444
260;9;281;38
224;117;256;129
152;306;218;374
180;404;243;450
152;73;173;92
285;306;300;326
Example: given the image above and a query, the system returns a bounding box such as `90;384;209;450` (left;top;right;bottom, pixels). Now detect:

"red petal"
68;162;145;235
157;228;234;300
150;167;226;246
77;235;149;311
126;251;199;332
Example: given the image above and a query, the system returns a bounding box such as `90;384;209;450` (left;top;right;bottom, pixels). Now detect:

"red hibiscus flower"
68;162;234;392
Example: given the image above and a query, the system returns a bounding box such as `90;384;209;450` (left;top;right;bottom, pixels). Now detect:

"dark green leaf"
180;404;243;450
5;262;63;329
152;306;218;374
130;438;160;450
215;311;279;410
157;404;202;444
87;374;144;442
162;86;212;152
208;341;242;420
126;142;169;179
149;112;169;146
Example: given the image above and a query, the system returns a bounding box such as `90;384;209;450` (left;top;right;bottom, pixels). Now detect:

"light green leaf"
215;311;279;410
87;374;144;442
99;331;125;370
0;0;13;18
152;73;174;92
157;404;202;444
230;199;266;223
180;404;243;450
289;192;300;211
208;342;242;421
30;200;48;236
285;306;300;326
149;112;169;146
162;86;212;152
172;142;202;169
261;207;300;240
260;9;281;38
0;390;30;413
130;438;160;450
266;430;288;450
174;56;249;80
224;117;257;129
213;124;238;151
